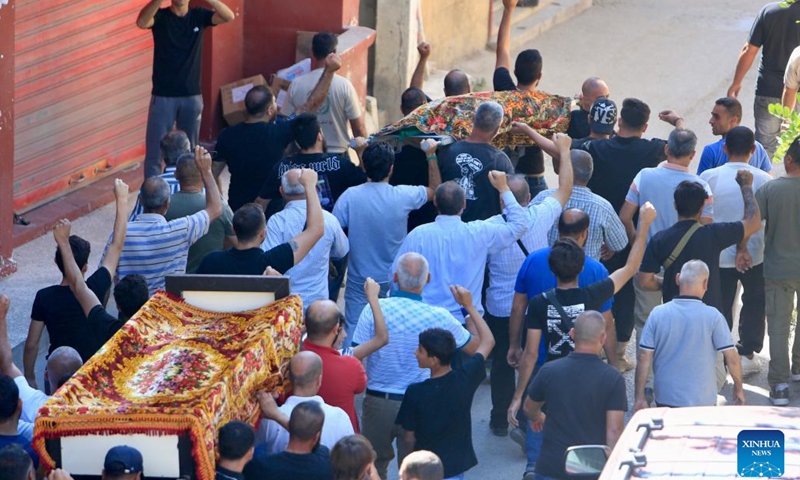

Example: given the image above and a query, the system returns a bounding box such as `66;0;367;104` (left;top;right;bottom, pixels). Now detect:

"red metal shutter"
13;0;152;212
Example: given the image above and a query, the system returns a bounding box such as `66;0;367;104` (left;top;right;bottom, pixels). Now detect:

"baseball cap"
589;98;617;135
104;446;143;475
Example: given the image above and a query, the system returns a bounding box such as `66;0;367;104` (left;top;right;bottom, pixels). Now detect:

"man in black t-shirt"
24;179;130;388
525;311;627;479
213;55;344;213
727;1;800;158
438;102;515;222
256;114;366;213
199;169;324;275
396;286;495;479
638;176;761;313
509;202;655;430
244;402;333;480
136;0;235;179
566;77;610;140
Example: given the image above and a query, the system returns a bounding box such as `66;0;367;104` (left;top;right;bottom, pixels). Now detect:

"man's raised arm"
611;202;656;293
54;220;101;318
207;0;235;25
495;0;517;71
136;0;163;29
195;146;222;221
410;42;431;90
290;169;325;265
295;53;342;115
99;179;130;279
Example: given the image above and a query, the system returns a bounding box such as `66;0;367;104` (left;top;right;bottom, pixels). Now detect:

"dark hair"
434;182;465;216
114;274;149;319
174;153;201;184
715;96;742;121
312;32;338;60
289;401;325;442
443;70;470;97
331;435;376;480
786;134;800;163
419;328;456;366
725;126;755;158
0;444;33;480
218;421;255;461
674;181;708;218
514;49;543;86
620;98;651;130
401;87;428;116
160;130;191;167
0;375;19;420
548;238;585;283
232;204;266;243
245;86;273;117
54;235;91;275
362;142;395;181
557;209;590;238
291;113;321;150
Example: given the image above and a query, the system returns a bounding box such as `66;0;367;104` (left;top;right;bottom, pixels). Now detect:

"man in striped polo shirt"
112;145;222;294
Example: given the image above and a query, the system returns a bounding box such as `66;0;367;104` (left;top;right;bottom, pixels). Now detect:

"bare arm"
403;430;416;452
255;196;271;212
618;201;638;243
453;286;495;359
195;146;223;221
637;272;662;292
508;329;540;428
728;43;760;98
633;348;653;411
495;0;517;70
206;0;235;24
510;123;561;159
736;170;761;238
410;42;430;90
99;180;130;279
55;220;101;318
352;278;389;360
136;0;163;29
524;397;546;432
609;202;655;293
295;54;341;115
606;411;625;448
290;169;325;265
658;109;686;129
257;392;290;431
548;134;573;208
783;86;798;112
23;321;44;387
420;139;442;201
350;115;367;139
602;310;618;369
0;296;24;379
507;292;528;369
722;348;746;405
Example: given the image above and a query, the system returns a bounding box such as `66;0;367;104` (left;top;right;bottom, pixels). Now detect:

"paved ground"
0;0;797;478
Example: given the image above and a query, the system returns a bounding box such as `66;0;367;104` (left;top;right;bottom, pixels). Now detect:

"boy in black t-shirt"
396;286;495;479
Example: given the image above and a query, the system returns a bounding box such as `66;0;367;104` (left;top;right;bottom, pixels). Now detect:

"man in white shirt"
483;132;573;436
700;126;772;375
264;170;349;310
391;166;534;322
256;351;353;453
282;32;366;155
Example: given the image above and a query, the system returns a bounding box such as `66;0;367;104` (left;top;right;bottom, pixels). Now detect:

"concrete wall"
420;0;490;70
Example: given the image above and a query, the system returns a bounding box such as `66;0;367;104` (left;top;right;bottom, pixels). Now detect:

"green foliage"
781;0;798;7
768;95;800;162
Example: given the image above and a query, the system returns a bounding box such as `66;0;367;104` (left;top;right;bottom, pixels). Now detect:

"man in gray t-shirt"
634;260;744;409
333;140;440;337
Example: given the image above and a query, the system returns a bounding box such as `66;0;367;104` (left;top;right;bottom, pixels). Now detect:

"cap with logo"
104;446;143;475
589;97;617;135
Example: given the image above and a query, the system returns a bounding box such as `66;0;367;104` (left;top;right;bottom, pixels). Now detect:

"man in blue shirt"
506;208;614;478
697;97;773;175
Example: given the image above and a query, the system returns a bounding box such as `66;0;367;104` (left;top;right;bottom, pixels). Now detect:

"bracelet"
426;154;437;161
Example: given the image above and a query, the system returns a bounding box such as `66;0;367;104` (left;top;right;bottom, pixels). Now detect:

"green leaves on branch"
768;98;800;162
781;0;798;7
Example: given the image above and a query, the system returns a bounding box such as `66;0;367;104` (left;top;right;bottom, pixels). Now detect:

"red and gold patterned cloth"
33;291;303;480
377;90;572;147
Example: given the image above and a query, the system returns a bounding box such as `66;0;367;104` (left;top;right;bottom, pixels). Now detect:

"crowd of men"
2;0;800;479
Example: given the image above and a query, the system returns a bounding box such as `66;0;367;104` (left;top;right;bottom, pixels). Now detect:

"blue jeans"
525;363;543;472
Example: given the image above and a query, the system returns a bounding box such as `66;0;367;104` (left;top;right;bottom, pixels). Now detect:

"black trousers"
720;264;766;356
486;312;515;428
604;246;635;343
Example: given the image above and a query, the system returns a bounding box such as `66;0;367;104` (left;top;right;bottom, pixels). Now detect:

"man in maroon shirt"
302;278;388;431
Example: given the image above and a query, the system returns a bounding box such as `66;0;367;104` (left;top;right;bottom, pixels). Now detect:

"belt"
365;389;404;401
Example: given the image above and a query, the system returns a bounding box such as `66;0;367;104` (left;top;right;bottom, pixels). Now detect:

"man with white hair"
352;252;480;480
437;101;515;222
264;170;349;310
635;260;745;409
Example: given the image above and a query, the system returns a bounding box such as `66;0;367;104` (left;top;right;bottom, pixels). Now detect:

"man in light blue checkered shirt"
531;149;628;261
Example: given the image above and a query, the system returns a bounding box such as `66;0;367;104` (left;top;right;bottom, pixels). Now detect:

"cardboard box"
220;75;267;126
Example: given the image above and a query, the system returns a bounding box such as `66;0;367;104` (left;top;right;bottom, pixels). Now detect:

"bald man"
567;77;610;140
524;311;626;480
256;351;353;453
400;451;444;480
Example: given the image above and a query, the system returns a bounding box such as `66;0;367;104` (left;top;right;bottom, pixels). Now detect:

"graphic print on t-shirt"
545;302;584;357
277;158;340;209
455;153;483;200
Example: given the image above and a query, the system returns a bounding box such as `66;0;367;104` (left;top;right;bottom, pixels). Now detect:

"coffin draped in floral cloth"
33;291;304;480
376;90;572;146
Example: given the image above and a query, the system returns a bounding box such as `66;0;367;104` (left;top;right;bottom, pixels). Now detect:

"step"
487;0;593;51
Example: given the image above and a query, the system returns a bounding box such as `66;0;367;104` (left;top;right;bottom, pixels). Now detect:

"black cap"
589;98;617;135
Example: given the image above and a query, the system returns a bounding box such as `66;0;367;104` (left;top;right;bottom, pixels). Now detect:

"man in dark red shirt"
302;278;388;432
